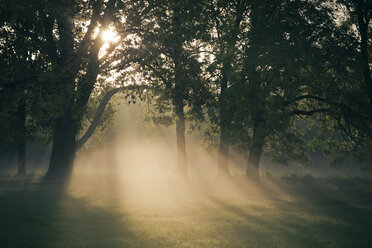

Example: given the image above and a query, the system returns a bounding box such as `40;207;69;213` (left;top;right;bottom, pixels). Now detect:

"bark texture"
46;112;78;182
246;113;265;181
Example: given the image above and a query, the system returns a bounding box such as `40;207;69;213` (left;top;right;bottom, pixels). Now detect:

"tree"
2;0;145;182
35;0;117;181
121;0;207;178
210;0;353;179
200;0;249;177
342;0;372;106
0;0;45;176
299;0;372;167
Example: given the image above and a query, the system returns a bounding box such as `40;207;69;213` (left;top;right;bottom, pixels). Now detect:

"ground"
0;176;371;248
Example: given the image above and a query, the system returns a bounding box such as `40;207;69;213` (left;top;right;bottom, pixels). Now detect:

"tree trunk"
45;113;78;182
174;76;187;179
17;90;26;177
172;19;188;179
217;72;230;177
17;141;26;177
215;1;244;177
245;113;265;181
246;144;263;181
218;123;229;176
176;109;187;178
357;7;372;106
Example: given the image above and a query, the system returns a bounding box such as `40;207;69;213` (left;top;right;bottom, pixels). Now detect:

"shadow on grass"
0;184;154;248
1;176;372;248
201;181;372;248
200;195;324;248
278;181;372;248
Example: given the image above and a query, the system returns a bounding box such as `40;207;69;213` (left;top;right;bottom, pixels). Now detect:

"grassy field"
1;176;372;248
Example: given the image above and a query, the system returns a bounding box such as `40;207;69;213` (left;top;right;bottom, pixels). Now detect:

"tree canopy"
0;0;371;181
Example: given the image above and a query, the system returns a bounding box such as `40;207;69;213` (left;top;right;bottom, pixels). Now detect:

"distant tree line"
0;0;371;182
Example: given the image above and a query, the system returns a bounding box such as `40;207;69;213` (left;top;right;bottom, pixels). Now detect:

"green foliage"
1;0;371;173
118;0;209;130
0;0;53;147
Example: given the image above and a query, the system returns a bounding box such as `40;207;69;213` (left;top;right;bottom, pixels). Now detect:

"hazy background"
0;100;370;180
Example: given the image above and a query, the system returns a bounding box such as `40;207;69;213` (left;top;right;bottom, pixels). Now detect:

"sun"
102;27;120;42
98;26;120;59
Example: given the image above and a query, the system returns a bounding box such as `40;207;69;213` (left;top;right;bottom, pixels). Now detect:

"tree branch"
76;84;153;150
142;62;171;88
39;8;60;65
289;108;332;116
76;0;103;58
288;94;372;121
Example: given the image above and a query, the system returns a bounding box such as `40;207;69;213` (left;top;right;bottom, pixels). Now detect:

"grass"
0;176;372;248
